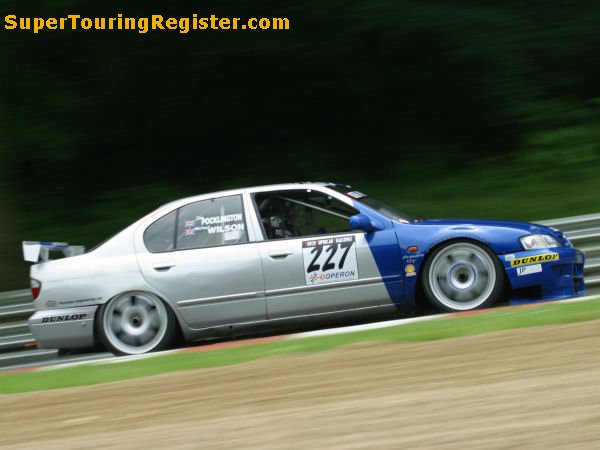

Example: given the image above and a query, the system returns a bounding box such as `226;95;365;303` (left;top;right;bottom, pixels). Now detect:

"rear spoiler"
22;241;86;263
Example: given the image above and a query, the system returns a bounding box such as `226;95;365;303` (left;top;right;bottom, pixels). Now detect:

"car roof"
152;182;351;213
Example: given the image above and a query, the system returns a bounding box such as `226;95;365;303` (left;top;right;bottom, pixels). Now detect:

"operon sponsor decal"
302;236;359;285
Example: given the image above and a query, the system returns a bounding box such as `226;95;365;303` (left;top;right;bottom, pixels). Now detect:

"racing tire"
96;291;177;356
422;240;504;312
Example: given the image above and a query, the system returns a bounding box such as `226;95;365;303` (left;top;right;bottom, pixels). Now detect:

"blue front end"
346;194;586;308
502;247;585;304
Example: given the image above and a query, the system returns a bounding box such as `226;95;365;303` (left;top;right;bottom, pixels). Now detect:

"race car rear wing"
22;241;86;263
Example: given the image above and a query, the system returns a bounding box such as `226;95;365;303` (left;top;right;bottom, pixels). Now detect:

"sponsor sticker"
517;264;542;276
504;254;515;261
59;297;102;306
510;252;559;267
345;191;367;199
184;213;245;237
405;264;416;277
302;235;358;285
224;230;243;241
403;253;424;265
41;313;87;323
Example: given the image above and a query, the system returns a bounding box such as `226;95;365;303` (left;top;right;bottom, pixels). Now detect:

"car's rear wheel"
422;241;504;312
97;291;176;355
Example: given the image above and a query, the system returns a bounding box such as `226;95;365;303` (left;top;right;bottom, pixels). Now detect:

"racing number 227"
307;242;353;273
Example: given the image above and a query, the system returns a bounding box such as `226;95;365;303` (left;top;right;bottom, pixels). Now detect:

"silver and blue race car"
23;182;586;355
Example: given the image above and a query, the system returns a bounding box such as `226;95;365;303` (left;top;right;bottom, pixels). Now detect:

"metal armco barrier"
1;212;599;368
539;213;600;288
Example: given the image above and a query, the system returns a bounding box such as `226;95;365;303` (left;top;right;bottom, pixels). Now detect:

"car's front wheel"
96;291;177;355
422;240;504;312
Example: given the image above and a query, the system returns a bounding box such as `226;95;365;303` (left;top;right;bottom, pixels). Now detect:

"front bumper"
502;247;585;304
28;306;98;349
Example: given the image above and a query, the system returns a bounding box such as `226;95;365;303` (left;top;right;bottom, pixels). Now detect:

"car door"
136;193;266;329
252;188;401;319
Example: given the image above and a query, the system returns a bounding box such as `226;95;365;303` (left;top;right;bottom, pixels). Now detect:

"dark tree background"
1;0;600;289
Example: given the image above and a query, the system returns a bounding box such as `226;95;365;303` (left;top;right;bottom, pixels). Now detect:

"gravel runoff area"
2;319;600;449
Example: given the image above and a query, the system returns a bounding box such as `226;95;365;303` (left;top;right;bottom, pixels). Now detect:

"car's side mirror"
350;214;383;233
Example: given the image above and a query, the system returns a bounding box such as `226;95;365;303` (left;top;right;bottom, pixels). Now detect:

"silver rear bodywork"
27;183;396;349
29;306;97;349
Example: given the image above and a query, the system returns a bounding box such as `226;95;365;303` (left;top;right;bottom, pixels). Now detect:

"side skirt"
185;303;407;343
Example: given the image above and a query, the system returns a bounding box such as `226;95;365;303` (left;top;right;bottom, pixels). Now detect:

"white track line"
40;349;180;371
559;294;598;304
287;314;451;339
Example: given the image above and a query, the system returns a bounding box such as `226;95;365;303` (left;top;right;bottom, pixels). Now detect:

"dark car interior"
254;190;358;240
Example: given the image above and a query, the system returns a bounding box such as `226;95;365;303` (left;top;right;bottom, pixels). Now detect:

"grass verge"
1;296;599;394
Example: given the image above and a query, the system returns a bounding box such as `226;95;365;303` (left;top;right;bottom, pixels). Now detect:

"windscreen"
325;183;416;222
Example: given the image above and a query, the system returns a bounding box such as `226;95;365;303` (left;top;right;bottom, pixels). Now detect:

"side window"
144;211;176;252
254;190;357;240
176;195;248;250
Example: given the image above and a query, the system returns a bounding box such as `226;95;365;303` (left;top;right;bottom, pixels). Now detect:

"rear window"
144;211;176;252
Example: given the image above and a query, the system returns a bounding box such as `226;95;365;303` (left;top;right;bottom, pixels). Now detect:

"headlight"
520;234;560;250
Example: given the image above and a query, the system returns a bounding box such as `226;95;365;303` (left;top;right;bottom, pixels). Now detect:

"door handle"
268;250;293;259
152;262;176;271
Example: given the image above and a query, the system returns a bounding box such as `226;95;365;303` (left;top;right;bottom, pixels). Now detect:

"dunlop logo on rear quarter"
510;252;559;267
41;314;87;323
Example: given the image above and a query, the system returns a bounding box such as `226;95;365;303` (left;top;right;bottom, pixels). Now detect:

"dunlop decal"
510;252;559;267
41;313;87;323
